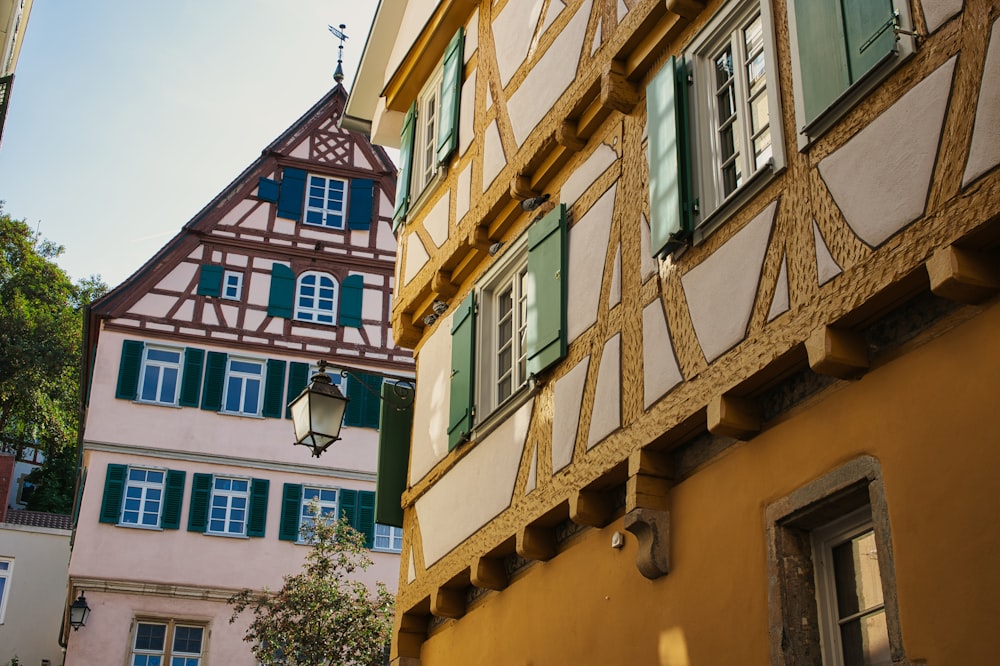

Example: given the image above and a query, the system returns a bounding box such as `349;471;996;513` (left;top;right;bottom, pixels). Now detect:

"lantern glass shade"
69;592;91;630
289;375;349;457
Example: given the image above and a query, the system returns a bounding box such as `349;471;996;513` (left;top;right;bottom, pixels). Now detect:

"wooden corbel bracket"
624;507;671;579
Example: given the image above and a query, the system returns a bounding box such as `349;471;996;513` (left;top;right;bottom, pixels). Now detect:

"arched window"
294;272;338;324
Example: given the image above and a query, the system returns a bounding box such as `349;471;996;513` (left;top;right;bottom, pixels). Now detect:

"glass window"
122;468;165;527
303;175;348;229
132;621;204;666
299;486;338;542
222;270;243;300
223;358;264;416
139;347;182;405
413;67;444;197
0;559;12;623
374;524;403;553
294;272;338;325
208;477;250;536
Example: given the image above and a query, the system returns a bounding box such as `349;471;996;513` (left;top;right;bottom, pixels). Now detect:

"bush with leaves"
229;506;394;666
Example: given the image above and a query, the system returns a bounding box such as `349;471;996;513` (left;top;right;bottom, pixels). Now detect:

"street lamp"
288;362;350;458
68;592;91;631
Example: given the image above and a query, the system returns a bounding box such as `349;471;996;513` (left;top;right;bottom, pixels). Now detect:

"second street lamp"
288;361;350;458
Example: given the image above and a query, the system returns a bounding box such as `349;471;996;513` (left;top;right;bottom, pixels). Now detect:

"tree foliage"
0;204;106;512
229;509;394;666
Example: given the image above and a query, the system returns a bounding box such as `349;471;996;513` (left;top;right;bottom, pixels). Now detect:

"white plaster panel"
609;244;621;309
456;162;472;224
219;199;253;227
923;0;963;32
156;261;198;293
410;318;453;483
146;322;174;332
819;57;955;247
202;306;219;327
552;356;589;472
486;82;493;113
212;251;223;262
591;17;602;57
642;300;683;409
273;219;296;236
353;145;372;170
227;254;248;267
128;293;177;318
362;288;384;320
187;246;204;260
768;256;790;322
254;257;284;269
349;231;372;248
964;18;1000;187
269;238;293;246
289;139;309;160
561;142;618;208
407;551;416;583
567;183;617;343
376;220;397;252
403;235;430;285
681;200;776;363
265;318;284;335
588;334;620;449
247;272;270;307
416;398;533;566
525;443;537;494
814;221;842;285
640;213;658;283
459;69;477;158
617;0;628;22
493;0;543;87
343;327;365;345
220;304;239;327
465;11;479;62
210;331;238;341
482;120;506;192
542;0;565;34
508;0;591;146
291;325;337;340
239;203;269;231
424;191;451;248
174;299;194;322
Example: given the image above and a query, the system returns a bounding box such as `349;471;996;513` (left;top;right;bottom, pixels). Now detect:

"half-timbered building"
346;0;1000;663
63;83;411;664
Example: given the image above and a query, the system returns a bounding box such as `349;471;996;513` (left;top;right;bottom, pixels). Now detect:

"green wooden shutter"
262;359;287;418
257;177;280;202
843;0;896;81
448;291;476;450
526;204;568;378
285;362;310;418
347;179;374;230
268;263;295;318
363;373;383;429
188;473;212;532
339;274;364;327
99;463;127;524
178;347;204;407
279;483;303;541
393;102;417;231
197;264;224;297
201;352;228;411
277;167;307;220
115;340;144;400
376;384;413;528
358;491;376;548
247;478;270;538
344;371;382;428
647;56;693;256
161;470;186;530
339;488;359;531
436;27;464;165
793;0;850;124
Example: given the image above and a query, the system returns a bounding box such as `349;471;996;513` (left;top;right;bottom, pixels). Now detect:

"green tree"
0;204;106;512
229;509;394;666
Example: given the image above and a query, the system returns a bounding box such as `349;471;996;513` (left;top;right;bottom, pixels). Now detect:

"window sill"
206;531;250;539
693;160;784;245
218;411;265;419
116;523;164;531
470;381;539;444
133;400;182;409
372;547;403;554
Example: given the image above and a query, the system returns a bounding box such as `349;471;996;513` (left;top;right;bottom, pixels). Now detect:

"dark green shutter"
647;55;692;257
247;478;269;538
376;384;413;528
526;204;568;378
358;491;376;548
363;374;383;429
262;359;287;418
339;488;358;531
188;473;212;532
161;470;186;530
448;291;476;450
178;348;204;407
793;0;851;124
393;102;417;231
201;352;228;411
197;264;223;297
268;264;295;318
277;167;307;220
344;371;383;429
279;483;303;541
843;0;896;82
99;463;127;524
347;179;374;230
436;27;464;165
115;340;144;400
257;177;280;202
285;362;310;418
339;275;364;327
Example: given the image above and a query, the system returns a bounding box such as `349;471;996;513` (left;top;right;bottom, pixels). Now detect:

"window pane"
160;368;178;402
840;609;891;666
173;626;204;653
135;623;166;651
832;529;884;618
141;366;160;401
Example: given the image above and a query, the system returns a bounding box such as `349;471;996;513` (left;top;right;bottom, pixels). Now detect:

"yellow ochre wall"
418;299;1000;665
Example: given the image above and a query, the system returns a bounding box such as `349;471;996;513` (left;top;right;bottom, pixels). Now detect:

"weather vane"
328;23;348;83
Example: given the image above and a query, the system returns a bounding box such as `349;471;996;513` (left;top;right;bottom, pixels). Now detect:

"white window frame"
812;507;890;666
0;558;12;624
374;524;403;553
131;619;206;666
298;486;339;543
475;233;530;423
303;174;348;229
786;0;916;148
137;345;183;406
121;467;166;528
413;65;445;199
207;476;251;537
294;271;338;325
221;270;243;300
222;357;265;417
686;0;785;239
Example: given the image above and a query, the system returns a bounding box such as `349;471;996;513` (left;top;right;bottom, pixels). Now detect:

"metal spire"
328;23;348;83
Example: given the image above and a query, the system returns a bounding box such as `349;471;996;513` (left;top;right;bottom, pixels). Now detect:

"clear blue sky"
0;0;380;288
